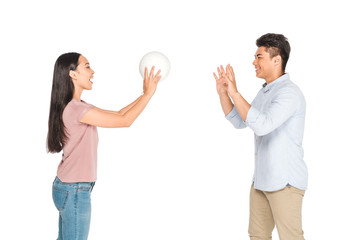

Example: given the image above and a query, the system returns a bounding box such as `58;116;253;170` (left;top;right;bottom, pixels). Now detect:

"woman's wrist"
142;91;153;99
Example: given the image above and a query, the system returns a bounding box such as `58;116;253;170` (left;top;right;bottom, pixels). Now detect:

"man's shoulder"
280;79;303;94
272;81;305;105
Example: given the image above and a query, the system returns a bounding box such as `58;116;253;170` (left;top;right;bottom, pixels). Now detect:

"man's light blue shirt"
226;73;308;191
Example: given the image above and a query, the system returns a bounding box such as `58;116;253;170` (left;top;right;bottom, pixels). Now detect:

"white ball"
139;51;170;81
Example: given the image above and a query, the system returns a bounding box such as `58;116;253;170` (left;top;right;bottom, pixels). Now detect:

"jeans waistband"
54;177;95;191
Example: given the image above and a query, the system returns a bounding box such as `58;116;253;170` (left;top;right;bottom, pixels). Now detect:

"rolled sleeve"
246;88;299;136
225;106;247;129
245;106;260;123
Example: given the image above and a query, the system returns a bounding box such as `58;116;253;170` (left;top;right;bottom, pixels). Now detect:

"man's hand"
222;64;239;98
213;66;228;96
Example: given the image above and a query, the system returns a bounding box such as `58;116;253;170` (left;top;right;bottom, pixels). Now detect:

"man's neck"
265;71;284;85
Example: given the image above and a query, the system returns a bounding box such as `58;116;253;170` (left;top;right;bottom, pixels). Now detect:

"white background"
1;0;359;239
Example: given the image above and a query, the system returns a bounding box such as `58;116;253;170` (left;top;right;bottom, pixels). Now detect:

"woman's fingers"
155;75;162;83
153;69;161;80
144;67;148;80
149;66;155;78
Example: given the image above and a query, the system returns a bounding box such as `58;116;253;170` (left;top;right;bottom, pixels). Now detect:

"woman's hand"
143;66;161;97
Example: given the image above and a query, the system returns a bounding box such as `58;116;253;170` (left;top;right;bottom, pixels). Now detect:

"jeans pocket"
78;186;92;192
52;186;69;211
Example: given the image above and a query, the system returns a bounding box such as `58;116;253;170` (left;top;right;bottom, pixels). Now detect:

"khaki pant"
249;185;305;240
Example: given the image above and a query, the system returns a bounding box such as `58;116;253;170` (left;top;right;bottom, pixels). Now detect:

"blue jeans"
52;177;95;240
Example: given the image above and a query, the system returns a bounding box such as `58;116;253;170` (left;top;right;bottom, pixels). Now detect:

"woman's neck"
73;87;83;101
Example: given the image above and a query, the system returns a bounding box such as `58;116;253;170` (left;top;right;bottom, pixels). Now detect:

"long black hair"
47;52;81;153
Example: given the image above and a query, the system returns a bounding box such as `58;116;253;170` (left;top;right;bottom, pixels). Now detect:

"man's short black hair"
256;33;291;73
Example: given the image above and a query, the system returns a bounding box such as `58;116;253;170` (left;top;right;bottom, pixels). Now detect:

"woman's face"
71;55;95;90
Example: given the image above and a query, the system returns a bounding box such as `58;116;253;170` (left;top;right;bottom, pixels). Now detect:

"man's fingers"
213;72;219;81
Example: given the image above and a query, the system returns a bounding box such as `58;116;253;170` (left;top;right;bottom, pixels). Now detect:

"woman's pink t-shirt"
57;99;98;182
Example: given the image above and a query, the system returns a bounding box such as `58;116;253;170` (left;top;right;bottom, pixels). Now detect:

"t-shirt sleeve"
77;103;94;123
66;101;95;124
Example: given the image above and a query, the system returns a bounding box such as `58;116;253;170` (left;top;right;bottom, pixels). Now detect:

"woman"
47;52;161;240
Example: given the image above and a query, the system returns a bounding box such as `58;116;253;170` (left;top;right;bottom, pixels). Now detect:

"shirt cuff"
225;106;239;120
246;106;260;123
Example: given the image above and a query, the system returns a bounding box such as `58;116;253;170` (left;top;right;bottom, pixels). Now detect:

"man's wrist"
230;91;241;99
219;91;229;98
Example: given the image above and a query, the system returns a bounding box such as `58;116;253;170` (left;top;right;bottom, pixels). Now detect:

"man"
214;33;307;240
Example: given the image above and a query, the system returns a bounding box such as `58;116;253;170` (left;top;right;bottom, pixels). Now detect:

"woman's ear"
69;70;78;80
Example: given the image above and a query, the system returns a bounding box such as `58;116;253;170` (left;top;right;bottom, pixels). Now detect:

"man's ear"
69;70;78;80
274;55;282;66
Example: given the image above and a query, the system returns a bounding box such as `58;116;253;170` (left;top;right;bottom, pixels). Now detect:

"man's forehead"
255;46;266;53
255;47;269;56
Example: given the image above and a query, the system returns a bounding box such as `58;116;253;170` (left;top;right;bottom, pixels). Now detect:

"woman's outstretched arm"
93;95;142;116
80;67;161;128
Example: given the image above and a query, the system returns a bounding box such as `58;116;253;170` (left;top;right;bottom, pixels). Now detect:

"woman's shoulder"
66;99;92;110
63;99;94;121
65;99;96;125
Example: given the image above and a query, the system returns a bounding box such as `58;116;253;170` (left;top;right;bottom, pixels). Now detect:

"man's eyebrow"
255;54;262;57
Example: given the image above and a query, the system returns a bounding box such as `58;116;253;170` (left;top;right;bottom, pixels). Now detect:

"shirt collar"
262;73;290;93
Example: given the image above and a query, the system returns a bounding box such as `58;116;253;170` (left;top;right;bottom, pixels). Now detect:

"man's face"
252;46;278;80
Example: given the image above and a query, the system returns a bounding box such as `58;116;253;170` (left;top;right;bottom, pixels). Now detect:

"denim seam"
75;190;78;239
53;187;69;212
55;181;79;188
78;186;92;192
